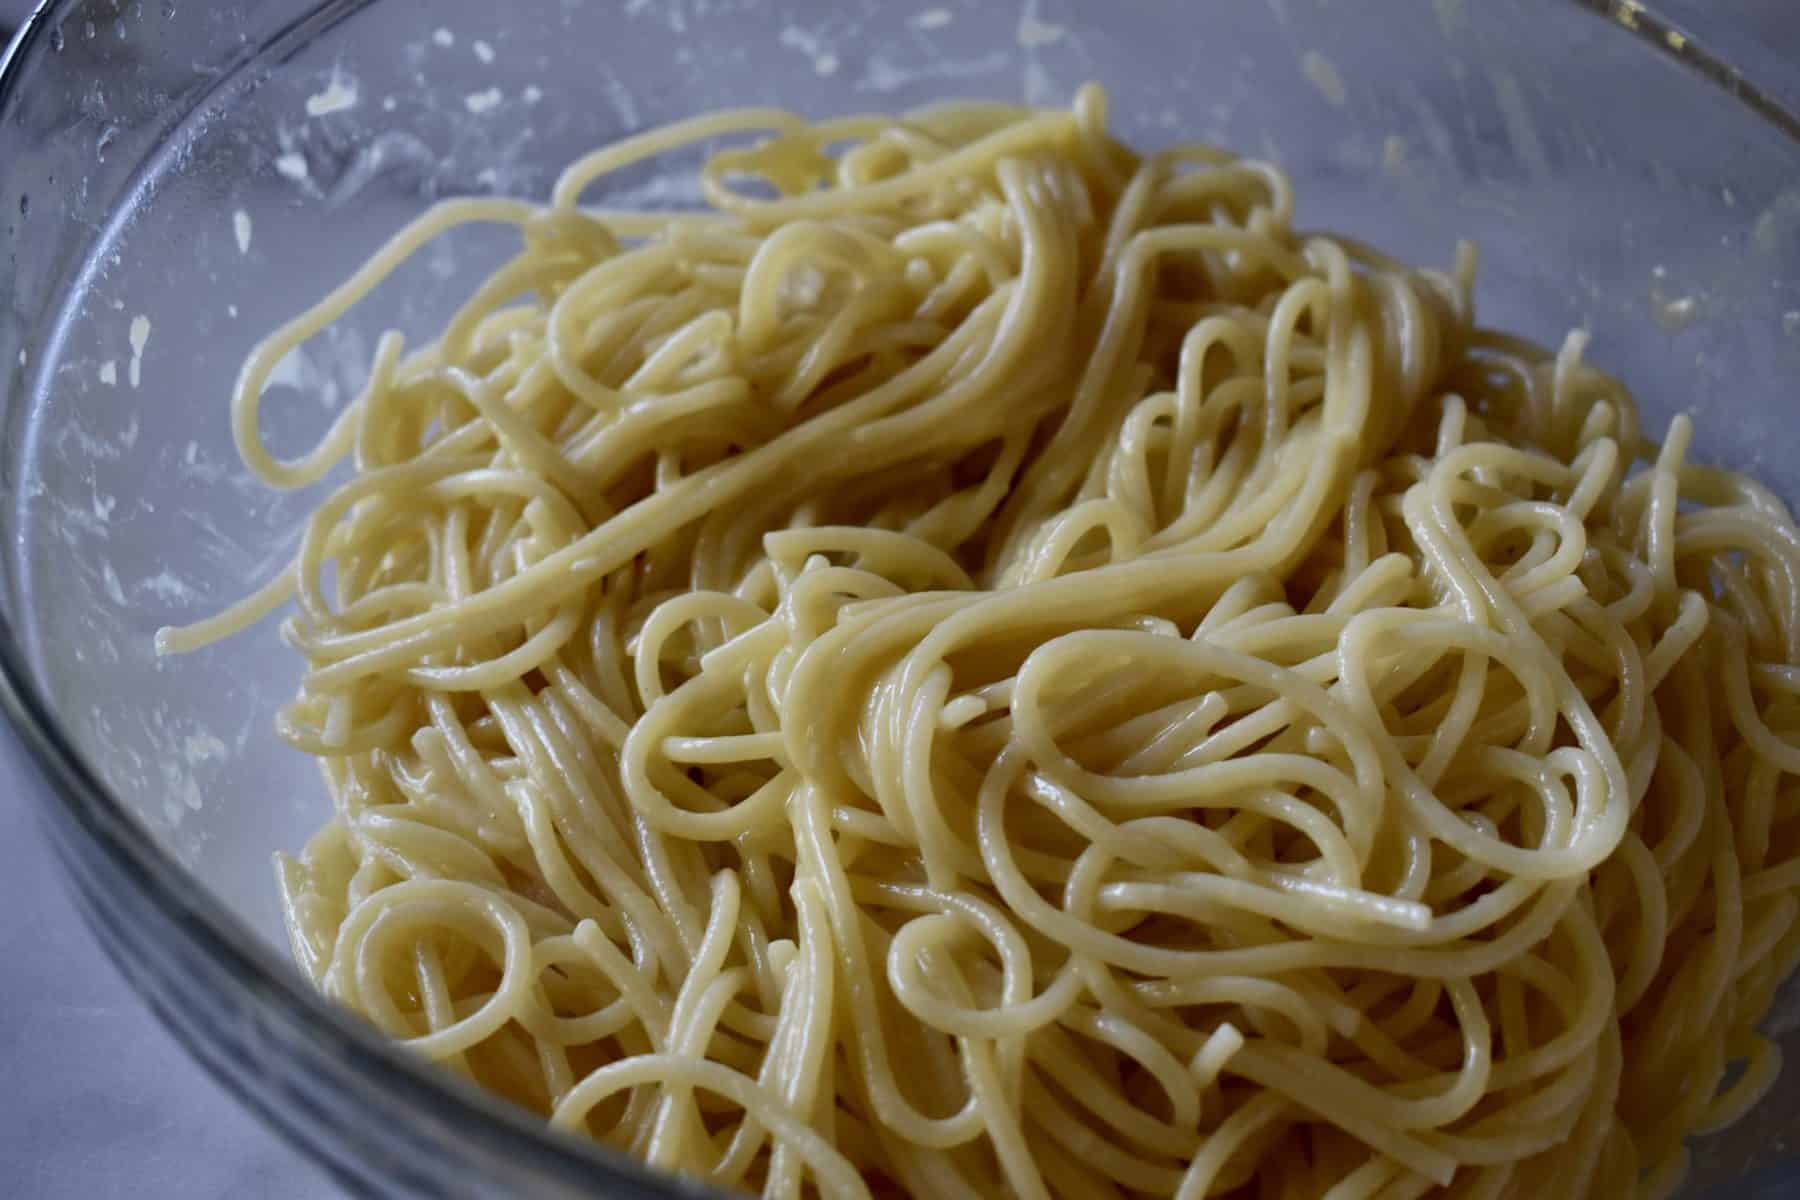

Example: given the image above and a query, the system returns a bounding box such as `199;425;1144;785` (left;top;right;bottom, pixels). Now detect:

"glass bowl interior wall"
3;0;1800;1195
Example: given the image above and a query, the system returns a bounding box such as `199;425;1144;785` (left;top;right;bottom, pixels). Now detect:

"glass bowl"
3;1;1799;1195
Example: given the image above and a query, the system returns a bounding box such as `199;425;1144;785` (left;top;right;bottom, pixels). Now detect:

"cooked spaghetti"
162;85;1800;1199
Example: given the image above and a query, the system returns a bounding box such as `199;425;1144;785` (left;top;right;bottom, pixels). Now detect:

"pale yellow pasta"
162;84;1800;1199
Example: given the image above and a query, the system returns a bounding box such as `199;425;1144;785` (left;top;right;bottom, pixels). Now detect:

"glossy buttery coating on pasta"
163;84;1800;1199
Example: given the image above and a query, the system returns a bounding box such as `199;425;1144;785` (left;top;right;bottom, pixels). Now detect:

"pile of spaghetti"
164;85;1800;1199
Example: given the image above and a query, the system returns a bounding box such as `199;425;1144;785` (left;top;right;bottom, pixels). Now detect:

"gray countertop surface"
0;745;328;1198
0;2;1795;1198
